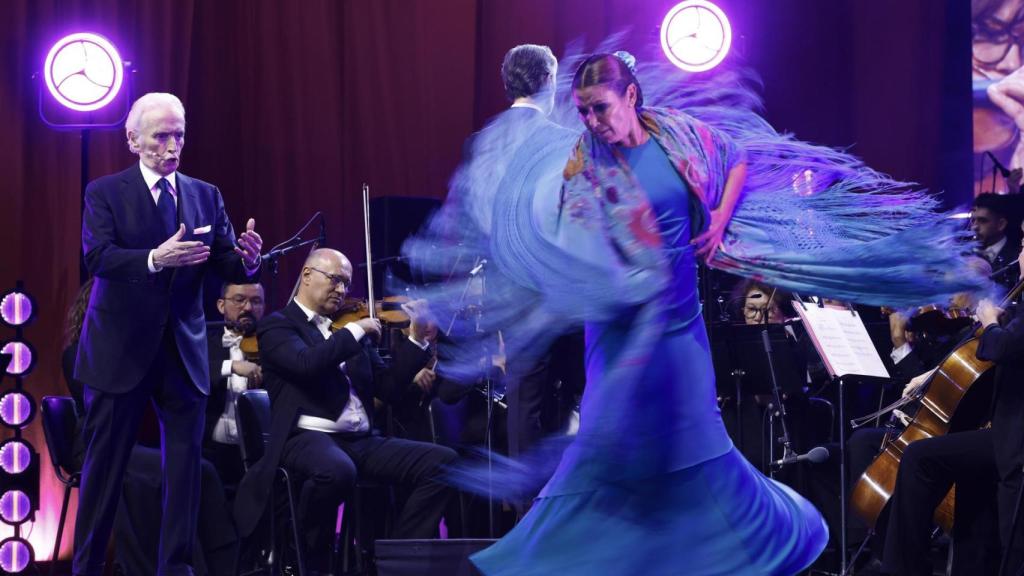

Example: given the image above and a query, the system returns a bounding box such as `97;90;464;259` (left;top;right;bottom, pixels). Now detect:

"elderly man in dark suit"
73;92;261;576
233;248;456;574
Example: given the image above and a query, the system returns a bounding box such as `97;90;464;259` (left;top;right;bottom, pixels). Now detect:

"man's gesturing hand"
153;224;210;269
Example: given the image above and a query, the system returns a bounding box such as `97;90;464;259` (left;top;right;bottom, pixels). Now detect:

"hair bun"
613;51;638;74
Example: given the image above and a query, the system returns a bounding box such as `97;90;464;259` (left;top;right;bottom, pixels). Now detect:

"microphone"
317;213;327;246
469;258;487;277
986;151;1012;178
771;446;829;468
974;79;995;105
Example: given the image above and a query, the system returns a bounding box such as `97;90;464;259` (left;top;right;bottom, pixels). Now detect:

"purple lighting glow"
0;391;34;428
0;342;33;376
0;440;31;475
0;490;30;524
660;0;732;73
43;32;124;112
0;538;31;573
0;292;33;327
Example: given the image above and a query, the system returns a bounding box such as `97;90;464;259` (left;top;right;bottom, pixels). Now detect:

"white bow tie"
311;314;333;329
222;331;243;348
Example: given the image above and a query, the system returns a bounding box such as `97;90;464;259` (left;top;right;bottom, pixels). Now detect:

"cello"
851;277;1024;533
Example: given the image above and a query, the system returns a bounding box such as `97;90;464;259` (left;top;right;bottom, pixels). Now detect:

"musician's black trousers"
881;429;1024;576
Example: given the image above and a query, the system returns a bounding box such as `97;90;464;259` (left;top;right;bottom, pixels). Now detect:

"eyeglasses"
973;9;1024;67
743;305;766;319
223;295;264;308
309;267;350;289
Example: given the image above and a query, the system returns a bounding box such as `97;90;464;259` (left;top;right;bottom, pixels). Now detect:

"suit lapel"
176;173;198;237
170;173;201;285
284;301;323;347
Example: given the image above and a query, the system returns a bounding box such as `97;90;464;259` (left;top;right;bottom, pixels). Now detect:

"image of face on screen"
974;0;1024;194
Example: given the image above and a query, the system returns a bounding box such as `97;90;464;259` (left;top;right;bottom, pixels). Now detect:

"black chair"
40;396;82;576
235;389;306;576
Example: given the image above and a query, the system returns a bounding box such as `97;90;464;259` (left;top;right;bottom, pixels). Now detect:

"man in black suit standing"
205;281;265;486
234;248;456;574
73;92;262;576
487;44;586;466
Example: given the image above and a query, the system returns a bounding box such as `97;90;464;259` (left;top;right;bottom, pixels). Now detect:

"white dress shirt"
292;299;371;433
140;159;260;276
212;328;248;445
983;236;1008;264
140;160;178;273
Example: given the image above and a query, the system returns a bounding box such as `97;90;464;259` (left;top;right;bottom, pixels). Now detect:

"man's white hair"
125;92;185;137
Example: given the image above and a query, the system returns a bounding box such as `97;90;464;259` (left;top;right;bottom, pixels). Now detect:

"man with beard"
205;282;265;485
972;193;1021;291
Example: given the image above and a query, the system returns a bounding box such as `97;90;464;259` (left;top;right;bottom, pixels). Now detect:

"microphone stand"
260;212;325;308
760;290;796;479
442;257;496;536
477;266;497;538
263;236;323;308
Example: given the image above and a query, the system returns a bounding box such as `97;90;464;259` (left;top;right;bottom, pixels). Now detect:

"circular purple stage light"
0;342;34;376
660;0;732;73
0;390;35;428
0;490;30;524
0;440;31;475
0;537;32;573
0;292;34;327
44;32;124;112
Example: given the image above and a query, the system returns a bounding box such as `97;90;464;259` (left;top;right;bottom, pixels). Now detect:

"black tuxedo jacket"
233;300;398;536
990;238;1022;292
977;303;1024;479
75;164;255;393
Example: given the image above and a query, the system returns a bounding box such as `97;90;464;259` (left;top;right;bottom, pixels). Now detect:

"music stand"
711;322;806;459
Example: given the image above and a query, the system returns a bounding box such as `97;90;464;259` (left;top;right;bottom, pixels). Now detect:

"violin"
240;334;260;362
329;296;411;331
880;304;973;336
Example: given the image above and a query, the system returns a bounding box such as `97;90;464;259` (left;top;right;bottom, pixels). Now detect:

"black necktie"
156;177;177;236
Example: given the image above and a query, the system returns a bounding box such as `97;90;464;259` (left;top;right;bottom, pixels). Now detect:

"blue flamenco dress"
403;62;989;576
468;134;828;576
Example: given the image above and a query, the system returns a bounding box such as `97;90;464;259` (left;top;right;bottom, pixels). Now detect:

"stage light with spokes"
43;32;124;112
661;0;733;72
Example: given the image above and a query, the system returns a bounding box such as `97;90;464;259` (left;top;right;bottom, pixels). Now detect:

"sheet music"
793;301;890;379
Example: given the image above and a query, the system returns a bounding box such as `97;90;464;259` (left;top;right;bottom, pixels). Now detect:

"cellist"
880;234;1024;576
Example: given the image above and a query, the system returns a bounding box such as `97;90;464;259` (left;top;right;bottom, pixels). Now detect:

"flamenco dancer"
405;49;989;575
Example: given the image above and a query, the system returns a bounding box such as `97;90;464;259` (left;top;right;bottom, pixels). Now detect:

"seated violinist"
231;248;457;574
875;244;1024;575
735;279;791;326
885;257;990;389
205;281;265;486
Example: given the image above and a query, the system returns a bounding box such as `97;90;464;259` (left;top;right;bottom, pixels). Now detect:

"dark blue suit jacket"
977;303;1024;479
75;164;255;394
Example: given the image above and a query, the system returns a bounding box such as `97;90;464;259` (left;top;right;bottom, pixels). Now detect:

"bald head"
295;249;353;315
